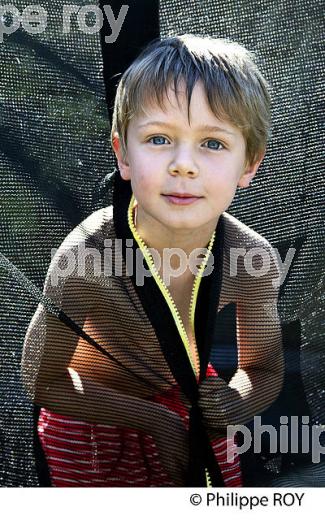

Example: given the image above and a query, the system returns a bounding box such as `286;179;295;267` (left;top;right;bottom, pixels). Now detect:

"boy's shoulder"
222;211;273;251
46;206;115;284
75;205;115;244
57;205;114;253
221;211;279;300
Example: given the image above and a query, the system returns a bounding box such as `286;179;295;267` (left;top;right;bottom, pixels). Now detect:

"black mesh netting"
0;0;324;487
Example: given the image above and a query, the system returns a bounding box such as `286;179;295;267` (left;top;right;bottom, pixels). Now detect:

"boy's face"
113;80;263;235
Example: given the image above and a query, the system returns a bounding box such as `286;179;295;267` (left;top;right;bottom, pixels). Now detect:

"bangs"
112;35;271;164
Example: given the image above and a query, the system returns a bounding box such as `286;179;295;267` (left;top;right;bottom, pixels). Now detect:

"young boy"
21;34;284;487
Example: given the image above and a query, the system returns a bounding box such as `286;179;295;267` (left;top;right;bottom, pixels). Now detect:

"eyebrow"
138;121;236;136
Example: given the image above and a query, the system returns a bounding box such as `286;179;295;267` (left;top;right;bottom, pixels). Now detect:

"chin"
162;218;202;231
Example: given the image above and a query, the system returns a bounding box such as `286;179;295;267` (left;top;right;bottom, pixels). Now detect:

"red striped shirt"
38;364;242;487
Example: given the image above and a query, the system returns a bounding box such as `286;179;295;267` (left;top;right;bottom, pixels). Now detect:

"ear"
112;132;131;181
237;152;265;188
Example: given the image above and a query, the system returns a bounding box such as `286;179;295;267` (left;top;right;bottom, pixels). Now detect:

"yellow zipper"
127;194;215;487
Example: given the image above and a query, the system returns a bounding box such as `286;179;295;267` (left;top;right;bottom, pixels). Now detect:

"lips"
163;192;202;198
162;193;202;206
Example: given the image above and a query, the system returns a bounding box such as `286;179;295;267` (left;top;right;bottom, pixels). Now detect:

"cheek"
206;171;239;206
130;168;157;195
207;172;235;191
207;158;243;186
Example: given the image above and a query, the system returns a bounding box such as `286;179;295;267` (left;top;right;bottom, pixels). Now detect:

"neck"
133;202;219;272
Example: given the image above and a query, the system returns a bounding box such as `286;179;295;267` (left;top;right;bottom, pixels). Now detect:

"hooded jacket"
22;169;283;486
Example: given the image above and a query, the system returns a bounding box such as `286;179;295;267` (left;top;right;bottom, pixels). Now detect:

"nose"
168;145;199;177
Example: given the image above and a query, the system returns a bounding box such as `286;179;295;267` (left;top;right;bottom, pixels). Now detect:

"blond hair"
111;34;271;165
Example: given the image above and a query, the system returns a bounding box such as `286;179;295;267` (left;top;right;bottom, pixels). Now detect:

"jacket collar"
112;169;225;396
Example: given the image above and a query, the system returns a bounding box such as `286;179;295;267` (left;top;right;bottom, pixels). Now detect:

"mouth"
162;193;203;206
163;192;202;198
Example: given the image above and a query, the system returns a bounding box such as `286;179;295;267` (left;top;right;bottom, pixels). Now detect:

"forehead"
139;79;207;118
128;80;240;137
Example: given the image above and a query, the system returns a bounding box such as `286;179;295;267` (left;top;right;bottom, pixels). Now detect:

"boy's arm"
21;274;165;429
21;228;185;426
21;272;189;484
198;245;284;430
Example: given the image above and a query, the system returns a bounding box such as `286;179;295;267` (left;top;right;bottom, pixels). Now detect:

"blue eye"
203;139;223;150
149;136;168;145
